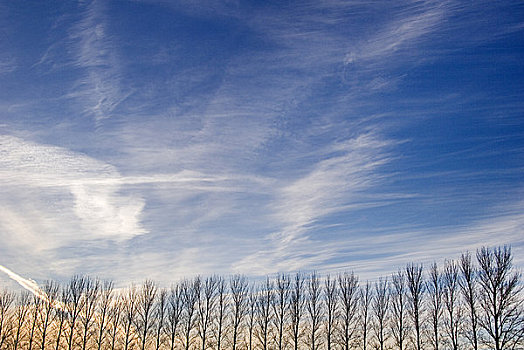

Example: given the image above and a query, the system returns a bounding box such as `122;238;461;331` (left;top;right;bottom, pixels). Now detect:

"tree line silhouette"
0;246;523;349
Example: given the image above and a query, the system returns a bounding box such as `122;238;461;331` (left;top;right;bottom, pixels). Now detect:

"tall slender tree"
338;272;359;350
55;287;68;350
80;277;100;350
13;291;29;350
123;285;138;350
66;276;87;350
257;278;273;350
136;280;157;350
230;274;249;350
360;281;372;350
427;263;444;350
95;280;114;350
39;280;59;350
182;277;201;350
290;273;305;350
372;278;389;350
214;277;228;350
390;270;407;350
198;276;218;350
323;274;338;350
0;289;14;350
307;272;322;350
108;293;123;350
246;285;257;350
168;283;183;350
28;292;42;350
272;274;290;350
459;252;479;350
155;288;168;350
406;263;425;350
476;246;524;350
443;260;461;350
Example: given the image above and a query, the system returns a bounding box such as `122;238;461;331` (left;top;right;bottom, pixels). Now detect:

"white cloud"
68;0;129;123
275;133;391;243
0;134;146;243
235;132;395;275
0;56;16;75
0;135;271;245
315;199;524;281
0;265;45;299
349;4;445;64
0;134;275;282
2;0;522;286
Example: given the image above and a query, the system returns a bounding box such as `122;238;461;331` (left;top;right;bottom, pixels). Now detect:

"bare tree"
55;287;68;350
0;246;521;350
338;272;359;350
390;270;407;350
427;263;444;350
307;272;322;350
372;278;389;350
256;278;273;350
230;274;249;350
136;280;158;350
0;289;14;349
272;273;290;350
360;281;372;350
28;293;42;350
95;280;114;350
108;293;123;350
246;285;257;350
290;273;305;350
65;275;87;350
214;277;228;350
80;277;101;350
459;252;479;350
182;277;201;350
406;263;424;350
198;276;218;350
155;288;168;350
123;285;138;350
168;283;183;350
476;246;524;350
39;280;59;350
13;291;30;350
323;274;338;350
443;260;461;350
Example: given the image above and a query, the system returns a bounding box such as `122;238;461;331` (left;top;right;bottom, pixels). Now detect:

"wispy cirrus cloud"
344;2;445;64
234;133;397;275
86;0;472;278
1;0;522;286
0;134;269;245
0;57;16;75
315;198;524;281
274;134;393;244
67;0;130;123
0;133;273;281
0;134;145;243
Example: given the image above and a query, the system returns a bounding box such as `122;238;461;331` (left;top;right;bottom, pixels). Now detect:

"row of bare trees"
0;246;522;350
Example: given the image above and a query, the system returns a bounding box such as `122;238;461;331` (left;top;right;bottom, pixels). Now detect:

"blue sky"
1;0;523;287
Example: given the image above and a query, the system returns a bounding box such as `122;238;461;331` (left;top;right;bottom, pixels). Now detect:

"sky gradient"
1;0;523;288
